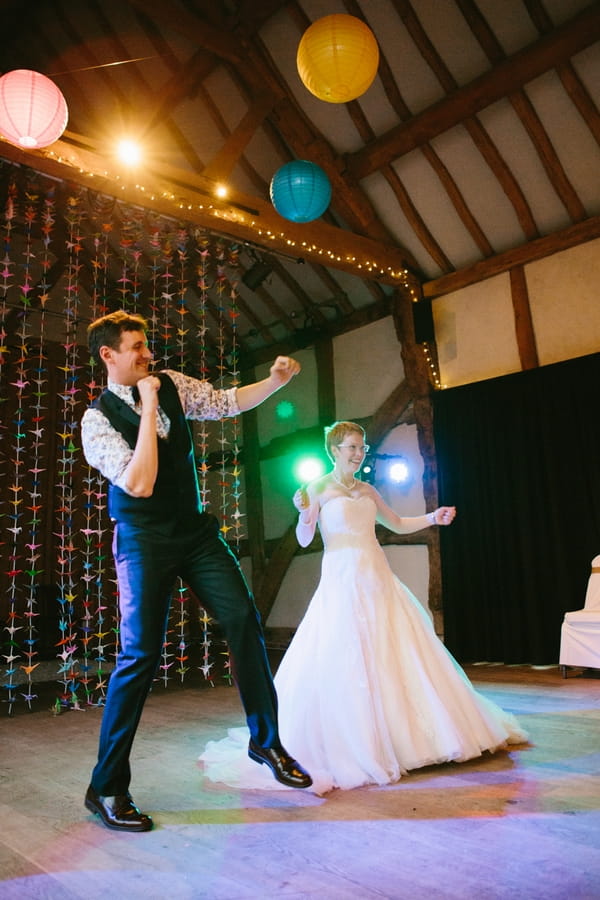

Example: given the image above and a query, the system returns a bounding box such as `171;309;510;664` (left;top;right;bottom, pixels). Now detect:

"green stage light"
276;399;296;420
295;455;326;484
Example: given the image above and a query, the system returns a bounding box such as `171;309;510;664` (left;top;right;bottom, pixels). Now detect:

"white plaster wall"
254;346;319;441
261;421;429;545
262;450;310;540
376;422;426;516
434;239;600;389
252;347;323;541
384;545;431;618
267;543;432;629
527;238;600;365
434;272;521;388
267;553;322;628
265;413;432;629
333;316;405;417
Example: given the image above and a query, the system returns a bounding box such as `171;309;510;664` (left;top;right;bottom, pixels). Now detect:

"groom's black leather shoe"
248;738;313;788
85;785;153;832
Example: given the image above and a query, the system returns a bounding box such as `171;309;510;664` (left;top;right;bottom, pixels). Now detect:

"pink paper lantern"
0;69;68;149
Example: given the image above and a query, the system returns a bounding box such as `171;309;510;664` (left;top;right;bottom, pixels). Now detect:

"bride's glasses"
337;443;369;454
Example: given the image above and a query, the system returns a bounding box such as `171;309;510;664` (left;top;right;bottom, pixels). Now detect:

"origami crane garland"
82;217;114;707
0;164;246;713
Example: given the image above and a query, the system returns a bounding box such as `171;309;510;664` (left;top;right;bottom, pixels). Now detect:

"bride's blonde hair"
324;421;366;462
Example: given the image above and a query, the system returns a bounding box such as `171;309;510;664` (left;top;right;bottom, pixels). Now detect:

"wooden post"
510;265;539;370
391;288;445;635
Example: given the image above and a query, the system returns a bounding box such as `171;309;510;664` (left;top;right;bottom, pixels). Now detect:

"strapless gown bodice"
318;493;380;549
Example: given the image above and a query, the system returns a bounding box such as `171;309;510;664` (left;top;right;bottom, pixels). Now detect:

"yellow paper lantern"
297;14;379;104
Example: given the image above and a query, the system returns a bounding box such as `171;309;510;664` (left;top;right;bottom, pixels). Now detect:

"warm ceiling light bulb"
116;139;142;166
215;184;228;198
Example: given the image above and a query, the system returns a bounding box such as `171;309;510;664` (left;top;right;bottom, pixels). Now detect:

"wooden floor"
1;665;599;899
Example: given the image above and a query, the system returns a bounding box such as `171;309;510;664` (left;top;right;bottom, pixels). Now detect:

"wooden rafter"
0;137;413;287
386;0;539;244
348;4;600;179
201;93;277;182
457;0;587;224
366;379;414;450
336;0;543;267
423;215;600;298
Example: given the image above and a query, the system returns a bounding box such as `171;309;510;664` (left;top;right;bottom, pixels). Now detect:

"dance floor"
0;665;599;899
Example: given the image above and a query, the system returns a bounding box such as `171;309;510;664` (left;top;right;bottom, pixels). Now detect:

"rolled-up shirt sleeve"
166;370;240;419
81;407;133;491
81;371;240;492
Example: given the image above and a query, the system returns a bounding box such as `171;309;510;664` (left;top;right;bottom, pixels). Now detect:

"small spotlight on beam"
388;459;410;484
242;259;273;291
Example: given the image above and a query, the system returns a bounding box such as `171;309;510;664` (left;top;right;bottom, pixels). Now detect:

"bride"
199;421;527;795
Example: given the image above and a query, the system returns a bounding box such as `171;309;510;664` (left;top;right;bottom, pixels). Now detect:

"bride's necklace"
332;469;356;492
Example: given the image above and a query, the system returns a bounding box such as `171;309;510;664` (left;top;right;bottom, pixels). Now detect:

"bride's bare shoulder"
310;473;334;495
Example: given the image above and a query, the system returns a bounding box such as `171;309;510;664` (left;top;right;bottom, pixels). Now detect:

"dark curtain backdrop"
433;352;600;665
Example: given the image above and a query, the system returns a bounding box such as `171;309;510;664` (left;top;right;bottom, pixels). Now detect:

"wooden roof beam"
423;214;600;298
128;0;243;65
0;138;413;287
202;93;276;181
347;4;600;180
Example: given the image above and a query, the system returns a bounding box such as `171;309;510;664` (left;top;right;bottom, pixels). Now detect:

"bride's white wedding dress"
199;495;527;794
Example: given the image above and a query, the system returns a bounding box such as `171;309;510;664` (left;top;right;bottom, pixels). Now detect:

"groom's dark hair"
88;310;148;367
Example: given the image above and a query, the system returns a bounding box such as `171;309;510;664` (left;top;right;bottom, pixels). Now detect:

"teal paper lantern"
270;160;332;223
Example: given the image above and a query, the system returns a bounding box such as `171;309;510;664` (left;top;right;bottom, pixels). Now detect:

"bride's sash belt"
324;534;377;551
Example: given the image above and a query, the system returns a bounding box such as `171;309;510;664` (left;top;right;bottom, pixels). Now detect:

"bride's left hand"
434;506;456;526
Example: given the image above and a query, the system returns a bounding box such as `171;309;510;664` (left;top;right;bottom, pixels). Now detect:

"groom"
81;310;312;832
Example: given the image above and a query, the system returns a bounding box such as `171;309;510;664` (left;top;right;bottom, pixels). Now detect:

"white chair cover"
582;555;600;610
559;556;600;669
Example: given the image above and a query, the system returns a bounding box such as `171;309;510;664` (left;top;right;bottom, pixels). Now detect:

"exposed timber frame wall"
243;336;337;627
390;288;443;633
430;235;600;390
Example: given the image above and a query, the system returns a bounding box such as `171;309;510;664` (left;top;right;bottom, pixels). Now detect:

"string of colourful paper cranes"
0;14;379;225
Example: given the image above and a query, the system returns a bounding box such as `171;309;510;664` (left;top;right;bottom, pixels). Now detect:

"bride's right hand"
293;486;309;511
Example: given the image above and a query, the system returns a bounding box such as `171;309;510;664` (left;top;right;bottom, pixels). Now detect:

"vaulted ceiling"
1;0;599;365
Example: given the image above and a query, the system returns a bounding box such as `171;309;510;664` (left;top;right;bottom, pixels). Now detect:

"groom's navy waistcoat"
91;372;201;534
